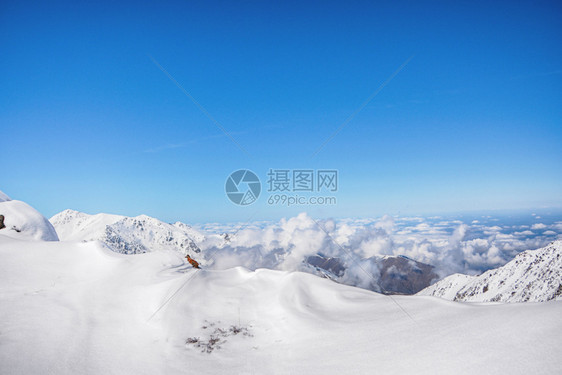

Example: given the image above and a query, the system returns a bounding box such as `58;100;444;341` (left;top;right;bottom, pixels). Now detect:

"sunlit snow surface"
1;236;560;374
0;197;58;241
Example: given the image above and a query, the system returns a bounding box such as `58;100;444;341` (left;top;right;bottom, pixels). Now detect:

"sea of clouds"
194;211;562;282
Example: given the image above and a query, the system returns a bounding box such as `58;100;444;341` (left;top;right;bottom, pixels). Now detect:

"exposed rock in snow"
418;240;562;302
50;209;203;256
0;191;59;241
378;255;439;295
306;255;346;277
417;273;474;301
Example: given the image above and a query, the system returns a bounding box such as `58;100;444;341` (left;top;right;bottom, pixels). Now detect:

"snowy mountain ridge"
50;209;203;255
51;209;562;300
418;240;562;303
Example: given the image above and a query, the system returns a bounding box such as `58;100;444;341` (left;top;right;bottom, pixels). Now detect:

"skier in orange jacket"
186;254;200;269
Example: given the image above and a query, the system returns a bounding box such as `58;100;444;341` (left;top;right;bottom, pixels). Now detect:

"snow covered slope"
0;190;59;241
418;240;562;302
0;236;560;374
418;273;475;300
50;209;203;255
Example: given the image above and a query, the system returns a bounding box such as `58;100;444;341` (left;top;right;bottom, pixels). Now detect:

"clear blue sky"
1;0;561;223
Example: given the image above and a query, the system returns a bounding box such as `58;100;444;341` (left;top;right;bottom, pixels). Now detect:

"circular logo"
225;169;261;205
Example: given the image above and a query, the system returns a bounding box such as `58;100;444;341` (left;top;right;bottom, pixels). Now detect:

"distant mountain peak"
418;240;562;303
305;253;438;295
50;210;204;257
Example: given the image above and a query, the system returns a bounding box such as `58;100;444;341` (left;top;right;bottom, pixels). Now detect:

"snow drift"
0;190;59;241
0;235;561;374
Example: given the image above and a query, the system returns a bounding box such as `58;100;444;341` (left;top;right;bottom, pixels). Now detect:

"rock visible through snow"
418;240;562;303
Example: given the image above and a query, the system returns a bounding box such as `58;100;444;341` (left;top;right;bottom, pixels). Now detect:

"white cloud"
196;213;557;287
552;222;562;231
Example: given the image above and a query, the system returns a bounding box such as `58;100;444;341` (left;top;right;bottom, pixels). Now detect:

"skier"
186;254;200;269
0;215;5;230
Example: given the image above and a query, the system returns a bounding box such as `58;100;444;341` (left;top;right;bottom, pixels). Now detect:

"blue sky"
1;0;561;223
